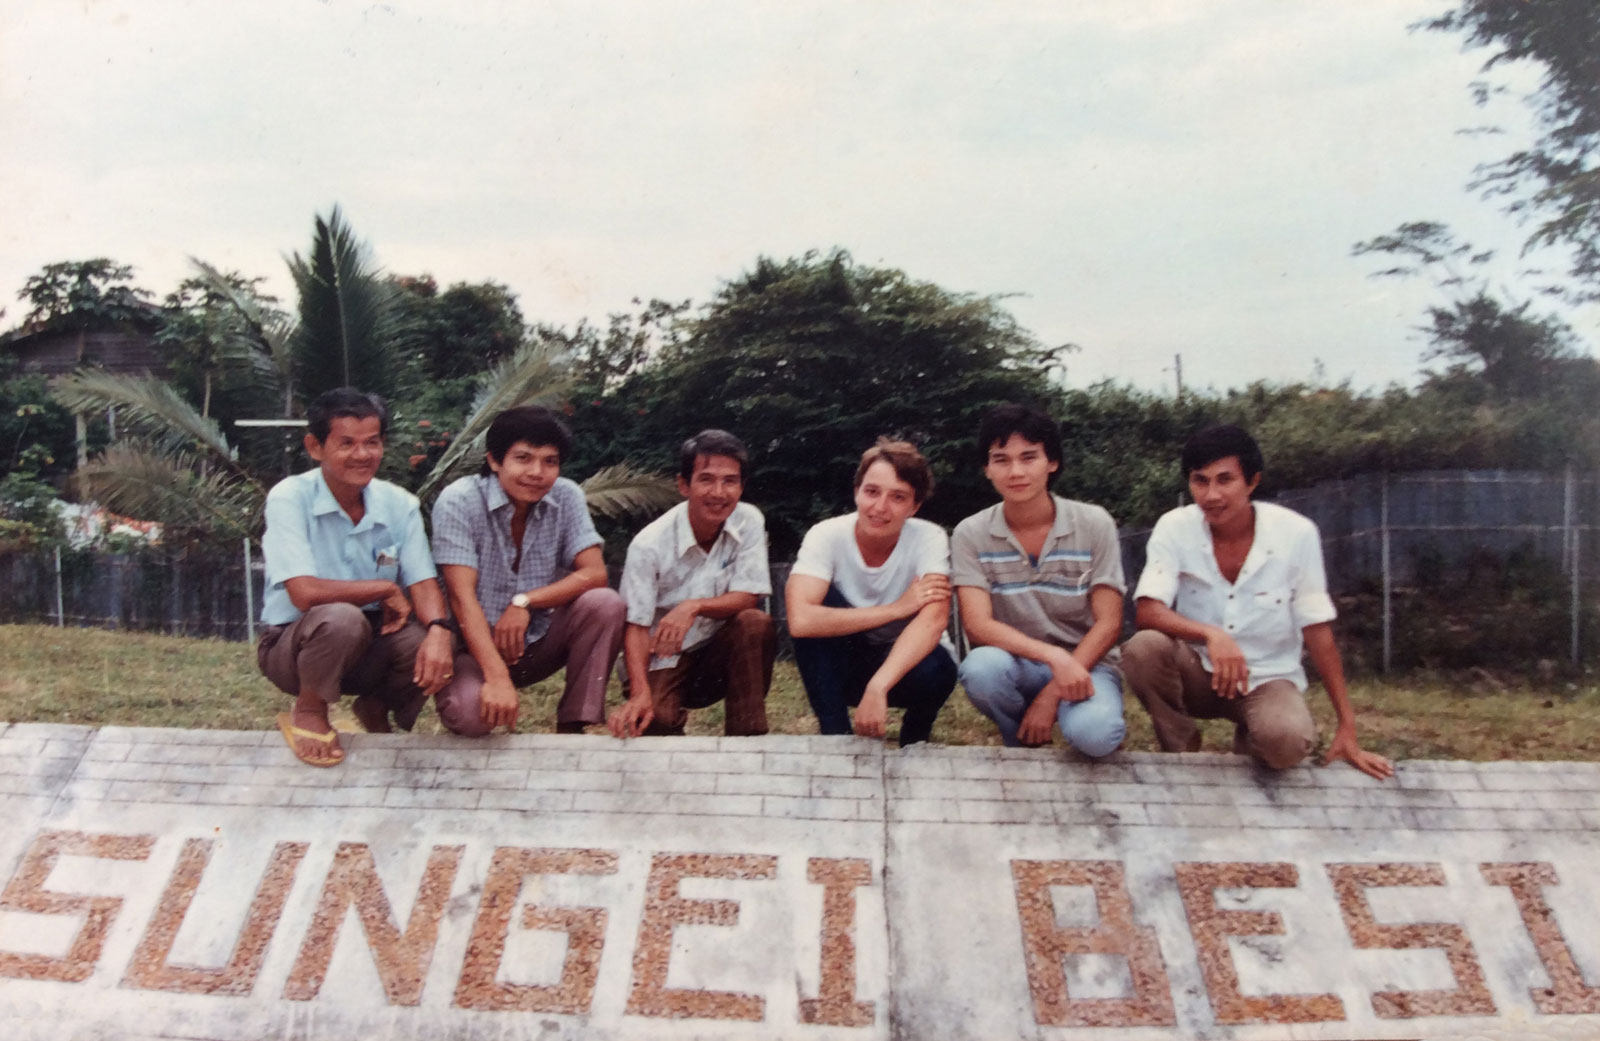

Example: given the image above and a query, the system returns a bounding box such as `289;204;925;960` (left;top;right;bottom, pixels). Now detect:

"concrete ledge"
0;723;1597;1040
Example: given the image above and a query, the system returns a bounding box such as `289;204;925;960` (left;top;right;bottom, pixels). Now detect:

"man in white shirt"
785;439;957;746
1124;425;1393;779
608;430;775;737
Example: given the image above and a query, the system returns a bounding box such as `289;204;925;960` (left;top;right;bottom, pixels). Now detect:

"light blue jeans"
959;646;1126;755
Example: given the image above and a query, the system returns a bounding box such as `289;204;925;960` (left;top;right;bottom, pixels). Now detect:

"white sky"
3;0;1594;394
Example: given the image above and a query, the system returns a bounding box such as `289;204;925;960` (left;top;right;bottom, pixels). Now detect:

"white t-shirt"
790;513;951;645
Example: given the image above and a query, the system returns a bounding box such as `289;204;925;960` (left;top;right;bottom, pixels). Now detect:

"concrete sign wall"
1;722;1598;1040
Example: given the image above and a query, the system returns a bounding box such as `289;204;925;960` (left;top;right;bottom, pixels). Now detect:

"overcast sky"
3;0;1594;394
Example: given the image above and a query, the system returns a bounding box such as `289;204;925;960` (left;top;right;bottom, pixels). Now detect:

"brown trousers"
1121;629;1315;769
434;587;626;736
256;603;428;730
642;609;776;736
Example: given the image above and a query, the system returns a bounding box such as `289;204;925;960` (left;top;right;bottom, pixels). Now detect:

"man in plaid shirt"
431;406;625;735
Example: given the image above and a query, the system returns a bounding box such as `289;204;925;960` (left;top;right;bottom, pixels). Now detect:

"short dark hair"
978;404;1062;467
679;429;749;482
854;438;934;505
307;388;387;443
480;406;572;475
1181;424;1264;481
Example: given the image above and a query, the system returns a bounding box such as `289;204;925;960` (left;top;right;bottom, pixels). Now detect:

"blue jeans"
959;645;1126;754
791;588;957;746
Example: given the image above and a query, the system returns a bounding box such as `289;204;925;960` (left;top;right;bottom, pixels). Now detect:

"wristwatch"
427;617;457;634
511;593;531;610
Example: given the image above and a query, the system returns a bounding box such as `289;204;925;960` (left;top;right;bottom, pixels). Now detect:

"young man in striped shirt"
951;404;1128;753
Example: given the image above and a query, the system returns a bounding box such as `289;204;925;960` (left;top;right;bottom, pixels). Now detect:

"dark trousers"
791;588;957;746
642;608;776;736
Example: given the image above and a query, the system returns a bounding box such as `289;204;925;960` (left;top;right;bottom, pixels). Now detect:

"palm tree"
52;208;678;540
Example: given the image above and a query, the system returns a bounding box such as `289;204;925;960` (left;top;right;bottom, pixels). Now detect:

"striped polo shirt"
950;495;1126;662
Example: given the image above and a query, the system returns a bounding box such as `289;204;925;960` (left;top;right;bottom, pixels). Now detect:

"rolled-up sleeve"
1290;522;1337;628
1133;517;1180;605
728;509;772;596
430;482;480;569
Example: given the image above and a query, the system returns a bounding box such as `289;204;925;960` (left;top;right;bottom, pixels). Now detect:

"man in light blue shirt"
257;389;454;766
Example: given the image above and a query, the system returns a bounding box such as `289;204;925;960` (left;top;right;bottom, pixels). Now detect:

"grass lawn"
2;623;1598;761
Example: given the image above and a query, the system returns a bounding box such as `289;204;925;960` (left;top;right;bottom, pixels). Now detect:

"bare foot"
278;708;344;767
352;696;393;733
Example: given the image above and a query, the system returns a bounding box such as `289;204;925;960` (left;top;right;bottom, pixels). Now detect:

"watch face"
512;594;529;609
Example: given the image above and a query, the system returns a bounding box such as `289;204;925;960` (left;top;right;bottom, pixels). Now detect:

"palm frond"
51;370;259;489
416;337;578;501
190;258;298;412
287;206;405;399
75;440;264;540
579;462;681;520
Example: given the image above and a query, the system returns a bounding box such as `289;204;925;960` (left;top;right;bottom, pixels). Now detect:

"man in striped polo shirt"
951;404;1128;753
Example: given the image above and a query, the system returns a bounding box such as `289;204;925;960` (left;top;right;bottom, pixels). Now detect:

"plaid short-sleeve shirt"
430;474;602;645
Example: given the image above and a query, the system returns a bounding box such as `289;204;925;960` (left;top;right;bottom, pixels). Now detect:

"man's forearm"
441;570;511;682
407;578;450;626
1304;622;1356;726
623;624;655;700
963;611;1069;671
682;591;760;621
788;599;907;638
867;602;946;695
283;575;398;613
517;567;607;612
1134;597;1217;643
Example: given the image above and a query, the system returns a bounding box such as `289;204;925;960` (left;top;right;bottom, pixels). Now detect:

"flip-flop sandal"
276;712;345;767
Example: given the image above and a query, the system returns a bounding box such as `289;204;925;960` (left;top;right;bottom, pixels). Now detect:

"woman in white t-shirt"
784;439;958;745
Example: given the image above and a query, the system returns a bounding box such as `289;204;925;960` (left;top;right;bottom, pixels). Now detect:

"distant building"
1;325;170;380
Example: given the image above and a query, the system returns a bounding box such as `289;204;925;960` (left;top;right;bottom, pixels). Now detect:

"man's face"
854;459;920;540
487;440;561;507
1187;455;1260;530
305;415;384;493
678;453;744;532
983;433;1058;505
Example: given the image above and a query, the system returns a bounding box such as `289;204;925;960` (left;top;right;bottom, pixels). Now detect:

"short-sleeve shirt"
430;474;602;646
259;469;436;626
619;501;771;670
1133;501;1335;691
950;496;1125;663
791;514;951;645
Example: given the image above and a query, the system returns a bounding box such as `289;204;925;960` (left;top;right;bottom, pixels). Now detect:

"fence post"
243;537;255;645
1381;473;1391;675
1567;466;1579;666
53;545;65;627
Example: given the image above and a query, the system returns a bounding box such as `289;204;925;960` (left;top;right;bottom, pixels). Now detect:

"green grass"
2;624;1598;761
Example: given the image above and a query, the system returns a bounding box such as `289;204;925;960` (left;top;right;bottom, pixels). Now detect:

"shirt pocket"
373;543;400;582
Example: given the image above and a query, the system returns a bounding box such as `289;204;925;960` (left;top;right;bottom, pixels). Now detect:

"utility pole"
1168;353;1184;401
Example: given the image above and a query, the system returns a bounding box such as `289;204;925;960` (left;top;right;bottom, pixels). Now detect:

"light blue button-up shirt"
259;469;437;626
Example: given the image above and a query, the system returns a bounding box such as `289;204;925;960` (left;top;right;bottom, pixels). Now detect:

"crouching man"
953;404;1127;754
1124;424;1393;779
430;406;625;735
608;430;776;738
258;388;455;766
785;439;957;746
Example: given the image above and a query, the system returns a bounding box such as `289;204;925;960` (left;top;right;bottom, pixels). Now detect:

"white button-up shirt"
619;501;771;670
1134;501;1335;691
